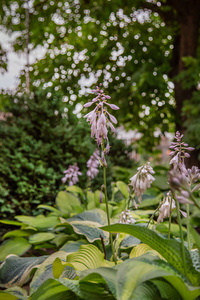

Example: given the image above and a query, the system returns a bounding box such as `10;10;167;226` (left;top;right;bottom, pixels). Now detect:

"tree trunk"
171;0;200;166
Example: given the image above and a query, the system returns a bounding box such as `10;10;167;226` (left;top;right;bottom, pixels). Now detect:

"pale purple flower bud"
105;139;110;155
105;103;120;110
108;121;116;133
179;210;187;218
83;102;94;107
83;85;119;150
99;191;103;203
106;111;118;124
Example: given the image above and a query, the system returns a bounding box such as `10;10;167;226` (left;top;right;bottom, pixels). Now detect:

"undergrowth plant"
0;86;200;300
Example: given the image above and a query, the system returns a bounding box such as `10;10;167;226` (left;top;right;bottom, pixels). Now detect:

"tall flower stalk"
168;131;200;272
83;84;119;264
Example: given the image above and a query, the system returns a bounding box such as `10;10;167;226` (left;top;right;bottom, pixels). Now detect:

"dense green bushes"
0;88;133;218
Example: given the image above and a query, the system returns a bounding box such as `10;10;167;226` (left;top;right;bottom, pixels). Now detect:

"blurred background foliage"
0;0;200;217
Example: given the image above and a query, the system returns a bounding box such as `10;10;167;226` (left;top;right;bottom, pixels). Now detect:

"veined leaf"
56;191;82;214
0;238;31;262
60;240;88;253
139;193;163;208
15;215;60;230
66;244;105;271
0;255;47;288
0;291;18;300
3;230;33;239
59;272;116;300
30;278;75;300
29;232;56;244
37;205;61;215
63;209;109;244
1;287;28;300
30;251;67;294
116;181;129;198
151;279;182;300
190;225;200;252
130;244;162;259
65;185;83;196
0;220;22;226
102;224;200;285
115;257;200;300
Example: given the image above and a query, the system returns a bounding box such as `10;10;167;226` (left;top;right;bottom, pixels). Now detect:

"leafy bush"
0;88;132;219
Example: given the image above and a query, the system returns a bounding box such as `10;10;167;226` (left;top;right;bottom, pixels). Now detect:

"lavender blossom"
168;133;200;206
157;192;176;223
169;131;195;170
62;163;82;186
83;84;119;150
87;149;100;181
129;162;155;203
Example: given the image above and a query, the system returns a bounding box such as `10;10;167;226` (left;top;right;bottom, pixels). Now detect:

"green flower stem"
146;204;160;228
175;199;187;275
168;198;173;239
103;164;117;265
191;193;200;209
186;204;191;250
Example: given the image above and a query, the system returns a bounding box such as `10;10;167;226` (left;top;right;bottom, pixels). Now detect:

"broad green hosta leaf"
63;209;109;244
60;240;88;253
52;233;70;248
99;203;113;217
37;205;61;215
1;287;28;300
120;234;141;249
0;220;22;226
30;251;67;294
139;193;163;208
151;279;182;300
0;238;31;262
156;223;187;237
130;244;162;259
65;185;83;196
30;278;76;300
0;291;18;300
78;267;118;298
190;225;200;252
59;275;116;300
3;229;33;239
102;224;200;285
86;191;96;210
59;257;200;300
116;181;129;198
130;281;162;300
29;232;56;244
52;258;77;279
66;244;106;271
115;257;200;300
15;215;60;230
0;255;47;288
56;191;83;214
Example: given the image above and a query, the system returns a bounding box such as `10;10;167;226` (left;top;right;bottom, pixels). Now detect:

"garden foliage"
0;88;132;219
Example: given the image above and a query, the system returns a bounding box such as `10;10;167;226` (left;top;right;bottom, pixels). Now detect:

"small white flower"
118;209;136;224
157;192;176;223
129;162;155;202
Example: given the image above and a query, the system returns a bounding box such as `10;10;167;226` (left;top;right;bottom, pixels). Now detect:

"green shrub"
0;88;133;219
